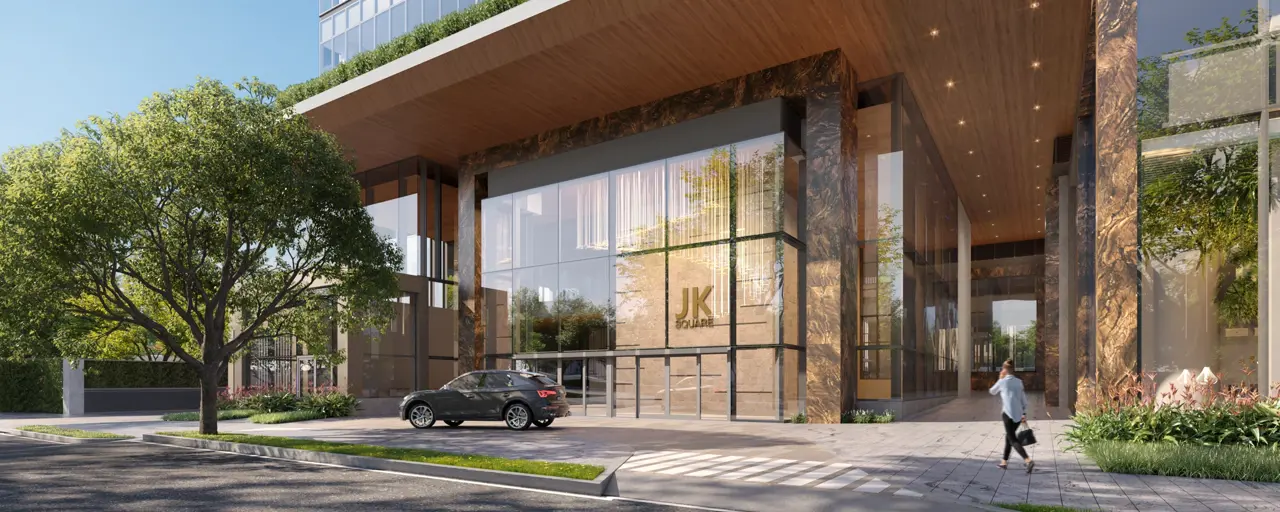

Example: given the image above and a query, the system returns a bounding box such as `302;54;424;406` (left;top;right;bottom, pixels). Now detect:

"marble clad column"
803;52;858;423
1094;0;1140;394
958;203;972;397
1044;177;1061;406
457;167;478;373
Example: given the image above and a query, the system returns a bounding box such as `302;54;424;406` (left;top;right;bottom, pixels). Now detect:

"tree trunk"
198;368;220;435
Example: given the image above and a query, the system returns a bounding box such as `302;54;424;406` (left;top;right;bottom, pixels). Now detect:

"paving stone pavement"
7;392;1280;510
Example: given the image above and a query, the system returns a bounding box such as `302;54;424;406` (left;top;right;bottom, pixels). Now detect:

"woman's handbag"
1017;422;1037;447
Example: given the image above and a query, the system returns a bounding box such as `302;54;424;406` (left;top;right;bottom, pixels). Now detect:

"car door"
435;374;478;419
453;373;489;419
476;372;518;419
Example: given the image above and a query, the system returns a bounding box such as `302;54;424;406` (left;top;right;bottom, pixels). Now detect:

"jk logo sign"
675;286;714;329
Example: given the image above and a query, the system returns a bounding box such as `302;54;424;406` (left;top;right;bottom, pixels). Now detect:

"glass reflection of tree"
613;141;785;338
1138;9;1275;329
876;204;905;344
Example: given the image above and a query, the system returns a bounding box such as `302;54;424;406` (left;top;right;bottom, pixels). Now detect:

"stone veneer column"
1094;0;1140;394
803;53;858;423
958;203;972;397
1043;177;1061;407
456;167;478;373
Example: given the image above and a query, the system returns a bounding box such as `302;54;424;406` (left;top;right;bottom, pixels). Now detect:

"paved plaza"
6;393;1280;511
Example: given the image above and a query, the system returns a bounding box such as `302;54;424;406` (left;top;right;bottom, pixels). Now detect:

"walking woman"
988;359;1034;473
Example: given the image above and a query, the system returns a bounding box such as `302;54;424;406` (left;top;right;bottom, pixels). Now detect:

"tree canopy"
0;78;400;432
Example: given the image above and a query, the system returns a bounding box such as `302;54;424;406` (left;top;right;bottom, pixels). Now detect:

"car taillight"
537;390;557;398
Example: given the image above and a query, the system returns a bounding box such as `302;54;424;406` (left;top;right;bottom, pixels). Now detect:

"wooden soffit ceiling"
300;0;1090;245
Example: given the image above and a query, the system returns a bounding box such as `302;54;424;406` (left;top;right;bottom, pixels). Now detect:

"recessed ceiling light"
1031;1;1040;8
1033;105;1042;111
969;150;975;155
983;193;987;197
958;119;967;126
1032;61;1042;69
946;80;956;88
1036;186;1041;190
866;134;871;138
930;28;940;37
977;174;982;178
987;210;992;213
1035;138;1042;143
1036;164;1041;168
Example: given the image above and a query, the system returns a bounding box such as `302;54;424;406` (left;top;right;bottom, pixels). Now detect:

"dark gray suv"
399;370;570;430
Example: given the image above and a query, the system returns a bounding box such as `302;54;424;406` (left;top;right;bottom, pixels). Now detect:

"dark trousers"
1002;413;1029;461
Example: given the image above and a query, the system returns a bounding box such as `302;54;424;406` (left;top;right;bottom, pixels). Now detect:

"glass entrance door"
637;357;666;417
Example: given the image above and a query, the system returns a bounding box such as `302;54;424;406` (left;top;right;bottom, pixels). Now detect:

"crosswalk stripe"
854;478;891;493
716;459;797;481
620;451;699;470
626;451;676;463
628;453;720;473
894;488;924;497
779;463;853;487
657;455;743;476
685;457;771;478
814;468;869;489
745;460;823;483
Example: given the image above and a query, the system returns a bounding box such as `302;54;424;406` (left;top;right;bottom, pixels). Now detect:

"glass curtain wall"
357;158;459;397
1136;0;1273;395
480;132;802;419
857;77;960;403
319;0;483;72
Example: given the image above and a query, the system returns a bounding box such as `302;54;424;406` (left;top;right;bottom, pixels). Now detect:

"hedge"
278;0;526;108
0;359;62;413
84;360;226;389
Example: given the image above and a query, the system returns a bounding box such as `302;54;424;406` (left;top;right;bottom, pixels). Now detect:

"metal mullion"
695;354;702;420
664;356;671;416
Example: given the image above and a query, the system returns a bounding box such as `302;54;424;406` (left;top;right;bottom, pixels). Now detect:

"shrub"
0;359;62;413
1066;369;1280;448
842;409;894;424
240;389;300;413
1085;440;1280;483
162;409;258;422
788;413;808;424
83;360;218;388
250;410;327;424
278;0;527;108
298;387;360;418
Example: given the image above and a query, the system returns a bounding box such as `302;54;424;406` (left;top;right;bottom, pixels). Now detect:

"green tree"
0;78;400;433
1138;8;1273;329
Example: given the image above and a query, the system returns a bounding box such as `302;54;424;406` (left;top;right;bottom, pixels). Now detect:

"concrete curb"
5;429;132;444
142;434;615;496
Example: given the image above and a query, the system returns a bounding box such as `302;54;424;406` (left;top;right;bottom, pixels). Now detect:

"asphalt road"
0;433;691;511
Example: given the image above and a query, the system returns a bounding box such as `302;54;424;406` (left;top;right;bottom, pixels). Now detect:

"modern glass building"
318;0;483;72
240;0;1280;422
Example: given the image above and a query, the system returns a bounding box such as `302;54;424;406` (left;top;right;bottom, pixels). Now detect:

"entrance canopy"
296;0;1090;245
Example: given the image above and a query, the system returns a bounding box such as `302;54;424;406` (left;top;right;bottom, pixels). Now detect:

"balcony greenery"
279;0;527;108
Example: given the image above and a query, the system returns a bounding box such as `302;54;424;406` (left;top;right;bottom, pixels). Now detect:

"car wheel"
533;418;553;428
444;420;464;427
407;403;435;429
504;403;532;431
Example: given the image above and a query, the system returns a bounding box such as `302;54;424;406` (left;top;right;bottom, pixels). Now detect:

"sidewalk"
7;395;1280;511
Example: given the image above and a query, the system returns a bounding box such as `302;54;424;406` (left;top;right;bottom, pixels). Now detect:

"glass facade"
350;159;460;397
1136;0;1274;395
319;0;481;72
856;78;961;402
480;133;805;419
